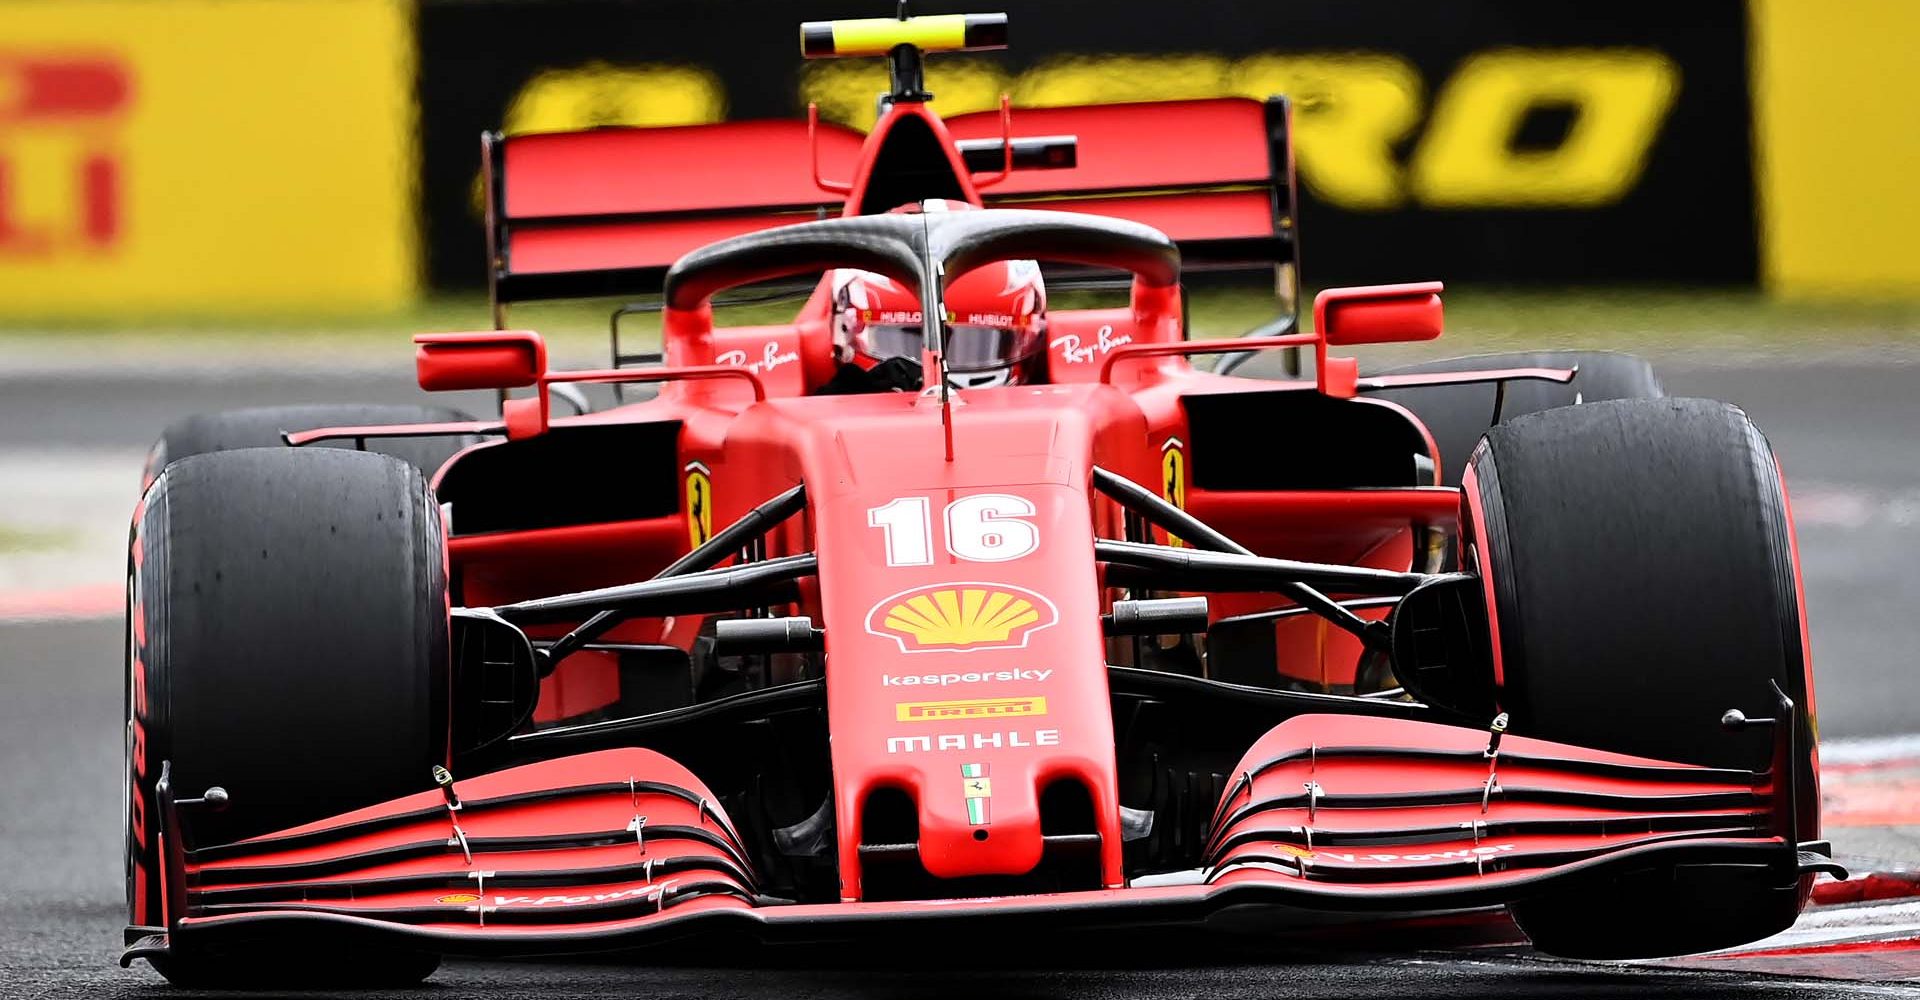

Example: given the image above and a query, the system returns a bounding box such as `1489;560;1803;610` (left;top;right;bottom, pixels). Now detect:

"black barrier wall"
419;0;1757;290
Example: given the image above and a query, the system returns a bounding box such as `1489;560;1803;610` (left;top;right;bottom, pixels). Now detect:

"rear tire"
142;403;479;488
126;447;447;986
1464;398;1815;958
1371;351;1662;485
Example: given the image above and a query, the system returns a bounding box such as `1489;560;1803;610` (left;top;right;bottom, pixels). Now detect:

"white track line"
1788;482;1920;529
1823;734;1920;767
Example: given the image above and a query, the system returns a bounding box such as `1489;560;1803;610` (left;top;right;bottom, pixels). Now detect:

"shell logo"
866;582;1058;653
436;893;481;904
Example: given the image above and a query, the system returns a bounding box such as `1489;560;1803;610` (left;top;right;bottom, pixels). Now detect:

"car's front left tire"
1463;398;1816;958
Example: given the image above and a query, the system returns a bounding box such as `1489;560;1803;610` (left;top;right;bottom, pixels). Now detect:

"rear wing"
947;97;1297;278
485;96;1299;317
484;120;863;308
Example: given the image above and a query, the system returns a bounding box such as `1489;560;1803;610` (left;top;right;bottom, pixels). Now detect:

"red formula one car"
122;12;1834;987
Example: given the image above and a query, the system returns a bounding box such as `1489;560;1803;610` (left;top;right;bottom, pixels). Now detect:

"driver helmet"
829;201;1047;389
830;259;1047;389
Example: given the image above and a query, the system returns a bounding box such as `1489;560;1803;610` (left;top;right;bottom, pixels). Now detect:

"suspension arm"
1091;467;1400;649
540;484;809;665
1096;539;1431;597
493;553;817;626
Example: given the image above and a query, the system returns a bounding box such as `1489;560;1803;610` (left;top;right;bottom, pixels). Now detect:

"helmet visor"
856;323;1041;374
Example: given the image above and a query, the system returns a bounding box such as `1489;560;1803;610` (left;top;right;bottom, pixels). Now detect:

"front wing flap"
126;716;1800;964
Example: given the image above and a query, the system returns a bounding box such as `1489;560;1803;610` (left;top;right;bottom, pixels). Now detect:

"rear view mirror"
416;331;551;440
1316;282;1444;346
415;331;547;391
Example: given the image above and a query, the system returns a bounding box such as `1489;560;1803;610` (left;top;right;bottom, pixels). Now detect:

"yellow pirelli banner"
0;0;416;316
1752;0;1920;297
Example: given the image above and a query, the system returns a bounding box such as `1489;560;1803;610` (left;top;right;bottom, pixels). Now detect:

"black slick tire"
1464;398;1815;959
126;447;447;986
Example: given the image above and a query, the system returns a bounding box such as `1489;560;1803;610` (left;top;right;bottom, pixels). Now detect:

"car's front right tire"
126;447;446;986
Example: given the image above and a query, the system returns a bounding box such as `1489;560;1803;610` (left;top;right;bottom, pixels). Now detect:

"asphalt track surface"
2;357;1917;996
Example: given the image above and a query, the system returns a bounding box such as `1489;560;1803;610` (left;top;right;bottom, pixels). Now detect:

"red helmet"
830;258;1047;388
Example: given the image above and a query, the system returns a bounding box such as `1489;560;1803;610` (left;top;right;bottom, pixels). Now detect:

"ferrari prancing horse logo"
684;462;713;548
1161;437;1186;547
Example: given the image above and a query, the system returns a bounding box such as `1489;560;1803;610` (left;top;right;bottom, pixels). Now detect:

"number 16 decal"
868;497;933;566
869;493;1039;566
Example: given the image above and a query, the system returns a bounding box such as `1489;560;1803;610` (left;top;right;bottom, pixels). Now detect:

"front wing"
126;715;1811;964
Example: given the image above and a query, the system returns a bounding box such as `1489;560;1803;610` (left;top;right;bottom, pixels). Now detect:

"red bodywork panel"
498;121;861;278
765;390;1124;892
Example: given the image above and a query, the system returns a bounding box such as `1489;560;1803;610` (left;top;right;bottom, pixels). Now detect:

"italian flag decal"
962;763;990;826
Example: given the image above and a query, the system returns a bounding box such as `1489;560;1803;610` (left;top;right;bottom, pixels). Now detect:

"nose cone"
910;730;1058;878
804;405;1126;897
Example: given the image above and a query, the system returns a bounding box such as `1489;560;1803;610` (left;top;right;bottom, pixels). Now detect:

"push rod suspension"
511;484;811;665
1091;467;1414;649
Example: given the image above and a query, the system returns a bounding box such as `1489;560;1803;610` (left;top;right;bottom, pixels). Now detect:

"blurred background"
4;1;1917;320
9;0;1916;601
1;0;1918;988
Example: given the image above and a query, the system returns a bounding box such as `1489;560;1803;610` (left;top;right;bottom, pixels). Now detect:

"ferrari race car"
122;12;1835;987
